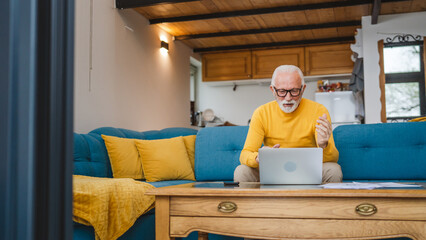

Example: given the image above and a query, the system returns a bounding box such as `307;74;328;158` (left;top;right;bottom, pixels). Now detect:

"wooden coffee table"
146;182;426;240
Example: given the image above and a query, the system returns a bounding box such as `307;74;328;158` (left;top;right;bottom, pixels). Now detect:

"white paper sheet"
320;182;422;189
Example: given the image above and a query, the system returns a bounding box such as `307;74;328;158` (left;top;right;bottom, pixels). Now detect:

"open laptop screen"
259;148;323;185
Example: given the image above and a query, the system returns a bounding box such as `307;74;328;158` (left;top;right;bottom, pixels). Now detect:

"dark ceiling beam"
371;0;382;24
175;20;361;40
149;0;409;24
193;36;355;53
116;0;199;9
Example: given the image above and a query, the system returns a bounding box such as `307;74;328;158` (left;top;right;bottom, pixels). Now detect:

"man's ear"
299;84;307;97
269;85;275;95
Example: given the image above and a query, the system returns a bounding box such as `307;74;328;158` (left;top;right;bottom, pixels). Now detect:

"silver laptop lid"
258;148;323;185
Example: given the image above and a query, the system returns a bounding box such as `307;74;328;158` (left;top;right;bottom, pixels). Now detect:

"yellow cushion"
101;135;144;179
182;135;196;171
135;136;195;182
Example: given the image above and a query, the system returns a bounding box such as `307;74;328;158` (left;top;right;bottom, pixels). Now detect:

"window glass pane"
384;46;421;73
385;82;420;117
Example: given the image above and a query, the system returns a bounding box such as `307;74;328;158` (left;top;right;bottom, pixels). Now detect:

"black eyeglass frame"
273;85;303;98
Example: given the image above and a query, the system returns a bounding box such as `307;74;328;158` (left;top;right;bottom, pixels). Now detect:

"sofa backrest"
333;122;426;181
73;127;198;177
195;126;249;181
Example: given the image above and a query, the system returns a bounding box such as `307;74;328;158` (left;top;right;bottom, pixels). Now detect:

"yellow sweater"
240;98;339;168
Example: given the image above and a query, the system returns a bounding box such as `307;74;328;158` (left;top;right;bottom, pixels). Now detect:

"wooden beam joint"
372;0;382;24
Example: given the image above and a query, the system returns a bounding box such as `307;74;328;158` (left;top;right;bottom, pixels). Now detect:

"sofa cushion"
102;135;144;179
195;126;249;181
135;137;195;182
183;135;196;170
334;122;426;181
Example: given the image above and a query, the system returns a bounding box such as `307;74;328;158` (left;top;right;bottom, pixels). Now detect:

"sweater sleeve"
239;108;265;168
315;107;339;163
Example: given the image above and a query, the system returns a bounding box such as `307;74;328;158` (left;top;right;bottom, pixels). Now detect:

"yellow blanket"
409;116;426;122
73;175;155;240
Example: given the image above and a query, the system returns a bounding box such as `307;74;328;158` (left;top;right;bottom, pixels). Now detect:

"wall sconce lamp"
160;40;169;54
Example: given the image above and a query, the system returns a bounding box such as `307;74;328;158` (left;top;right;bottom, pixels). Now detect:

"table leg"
198;231;208;240
155;196;174;240
413;223;426;240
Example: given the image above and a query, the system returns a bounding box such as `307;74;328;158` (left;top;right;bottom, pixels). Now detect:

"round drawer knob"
218;201;237;213
356;203;377;216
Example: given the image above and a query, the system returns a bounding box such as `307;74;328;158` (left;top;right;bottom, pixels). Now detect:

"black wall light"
160;40;169;53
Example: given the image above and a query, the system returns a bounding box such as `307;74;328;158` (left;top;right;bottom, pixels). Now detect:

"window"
383;41;425;121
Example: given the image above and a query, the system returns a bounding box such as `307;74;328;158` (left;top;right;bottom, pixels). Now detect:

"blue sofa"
73;122;426;240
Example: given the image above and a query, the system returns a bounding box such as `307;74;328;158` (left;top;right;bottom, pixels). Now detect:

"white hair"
271;65;305;86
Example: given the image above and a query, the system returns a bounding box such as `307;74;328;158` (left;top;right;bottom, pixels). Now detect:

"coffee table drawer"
170;196;426;220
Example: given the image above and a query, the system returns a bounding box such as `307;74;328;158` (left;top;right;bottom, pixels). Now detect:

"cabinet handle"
355;203;377;216
218;201;237;213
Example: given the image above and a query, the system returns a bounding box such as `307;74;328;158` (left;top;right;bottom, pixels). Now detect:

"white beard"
277;98;302;113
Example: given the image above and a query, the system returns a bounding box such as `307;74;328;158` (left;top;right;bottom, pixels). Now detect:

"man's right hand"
255;144;280;163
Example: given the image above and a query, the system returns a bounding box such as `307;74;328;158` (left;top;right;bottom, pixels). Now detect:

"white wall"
74;0;193;133
362;11;426;123
197;82;274;126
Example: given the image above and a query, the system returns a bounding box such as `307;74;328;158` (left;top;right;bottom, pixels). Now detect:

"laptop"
258;148;323;185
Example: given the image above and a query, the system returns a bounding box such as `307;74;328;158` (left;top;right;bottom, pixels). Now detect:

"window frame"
383;41;425;121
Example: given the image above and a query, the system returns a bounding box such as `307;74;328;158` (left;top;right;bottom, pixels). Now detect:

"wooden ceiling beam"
175;20;361;40
193;36;355;53
116;0;199;9
371;0;382;24
149;0;409;24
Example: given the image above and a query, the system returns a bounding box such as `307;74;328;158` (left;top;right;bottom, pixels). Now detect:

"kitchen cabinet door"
305;43;354;76
202;51;252;81
252;48;305;79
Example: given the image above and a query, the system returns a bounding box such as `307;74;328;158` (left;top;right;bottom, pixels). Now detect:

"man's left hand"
316;113;332;149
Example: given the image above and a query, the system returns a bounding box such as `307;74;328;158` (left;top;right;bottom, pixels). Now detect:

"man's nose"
284;92;293;101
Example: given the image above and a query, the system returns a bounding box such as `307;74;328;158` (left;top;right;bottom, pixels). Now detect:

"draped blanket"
73;175;155;240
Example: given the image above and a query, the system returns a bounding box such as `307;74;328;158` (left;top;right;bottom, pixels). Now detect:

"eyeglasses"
273;86;303;98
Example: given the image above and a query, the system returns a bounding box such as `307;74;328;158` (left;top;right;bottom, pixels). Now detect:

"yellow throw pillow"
101;135;144;179
135;136;195;182
182;135;196;171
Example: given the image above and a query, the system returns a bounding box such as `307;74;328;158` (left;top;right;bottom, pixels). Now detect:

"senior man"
234;65;342;183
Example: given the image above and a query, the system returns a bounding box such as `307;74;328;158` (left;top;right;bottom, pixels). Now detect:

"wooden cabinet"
202;51;251;81
201;43;354;82
305;43;354;76
252;48;304;79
